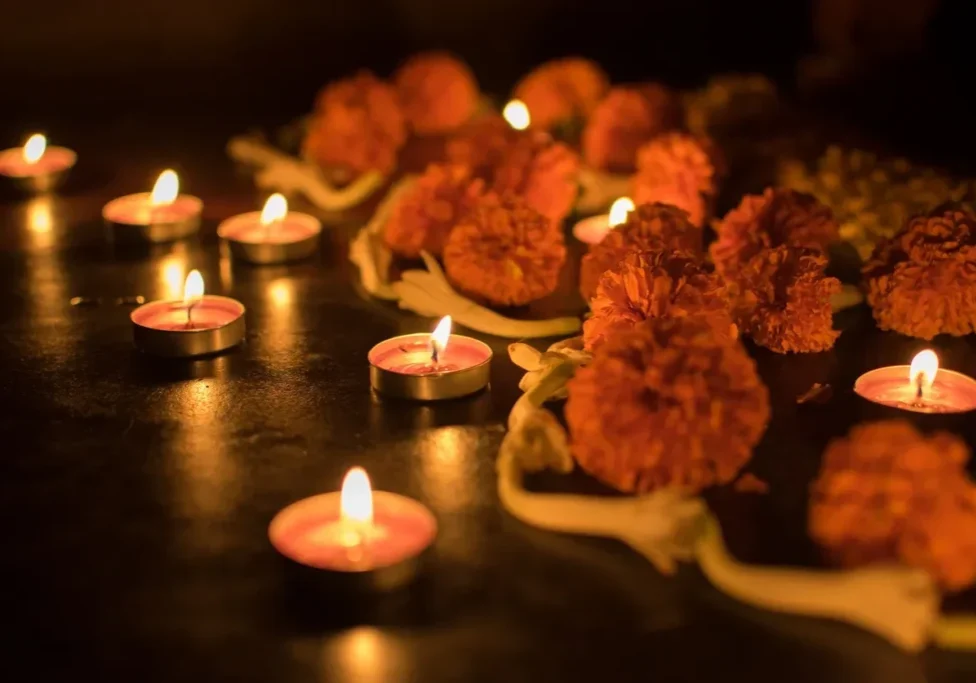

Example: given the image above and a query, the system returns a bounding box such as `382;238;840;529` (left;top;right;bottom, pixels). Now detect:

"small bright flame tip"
608;197;635;227
182;269;205;302
150;169;179;206
340;467;373;524
430;315;452;356
503;99;531;131
23;134;46;164
260;193;288;225
909;349;939;392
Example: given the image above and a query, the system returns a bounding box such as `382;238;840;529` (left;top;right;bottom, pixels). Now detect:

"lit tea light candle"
854;349;976;414
0;133;77;192
268;467;437;591
131;269;245;357
368;316;492;400
217;192;322;264
572;196;634;244
103;169;203;243
503;99;531;131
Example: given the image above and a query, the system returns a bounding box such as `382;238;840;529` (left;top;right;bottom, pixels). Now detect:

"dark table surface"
3;115;976;683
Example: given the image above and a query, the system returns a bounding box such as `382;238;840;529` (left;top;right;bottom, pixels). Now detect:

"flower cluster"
583;251;736;352
303;71;407;177
710;188;838;280
579;202;702;302
732;245;841;353
443;194;567;306
779;145;976;262
513;57;610;130
393;52;480;135
581;84;683;173
810;420;976;592
383;164;485;258
633;133;720;227
565;317;770;494
445;116;522;180
863;206;976;339
490;134;580;227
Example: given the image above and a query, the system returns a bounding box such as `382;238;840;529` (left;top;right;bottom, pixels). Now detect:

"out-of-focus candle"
0;133;76;192
503;99;531;131
368;316;492;400
854;349;976;414
131;270;245;357
217;193;322;264
269;467;437;591
572;196;634;245
103;170;203;243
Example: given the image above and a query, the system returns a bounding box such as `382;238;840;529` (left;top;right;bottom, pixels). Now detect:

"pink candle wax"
131;296;244;332
854;365;976;414
572;213;612;245
0;145;76;178
217;211;321;245
102;193;203;226
369;334;491;375
269;491;437;572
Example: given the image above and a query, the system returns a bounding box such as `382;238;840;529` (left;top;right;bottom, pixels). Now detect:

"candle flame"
23;134;46;164
150;169;179;206
431;315;452;360
340;467;373;526
909;349;938;397
260;193;288;225
182;269;204;303
503;99;530;131
608;197;635;227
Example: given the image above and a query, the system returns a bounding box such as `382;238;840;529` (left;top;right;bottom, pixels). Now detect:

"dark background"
5;0;808;118
0;1;967;120
2;0;975;168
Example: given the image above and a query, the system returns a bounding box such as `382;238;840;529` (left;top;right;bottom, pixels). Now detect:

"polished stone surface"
2;118;975;682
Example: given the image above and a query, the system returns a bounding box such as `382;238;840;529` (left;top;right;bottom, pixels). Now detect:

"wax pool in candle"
269;469;437;573
217;194;321;244
103;194;202;226
572;197;635;245
369;335;490;375
130;270;246;357
103;169;202;226
131;296;245;331
0;135;76;179
368;317;493;400
854;350;976;414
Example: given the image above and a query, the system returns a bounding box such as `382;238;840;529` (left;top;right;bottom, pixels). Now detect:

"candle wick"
186;301;196;329
916;374;925;402
430;345;439;366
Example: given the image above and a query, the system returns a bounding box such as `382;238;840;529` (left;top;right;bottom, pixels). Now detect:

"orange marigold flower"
581;84;683;173
443;194;567;306
710;188;838;280
393;52;479;135
304;71;406;177
633;133;721;227
583;251;736;352
810;420;976;592
732;245;841;353
491;134;580;227
579;202;702;302
513;57;610;130
863;206;976;339
383;164;484;258
445;115;522;180
565;317;770;494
